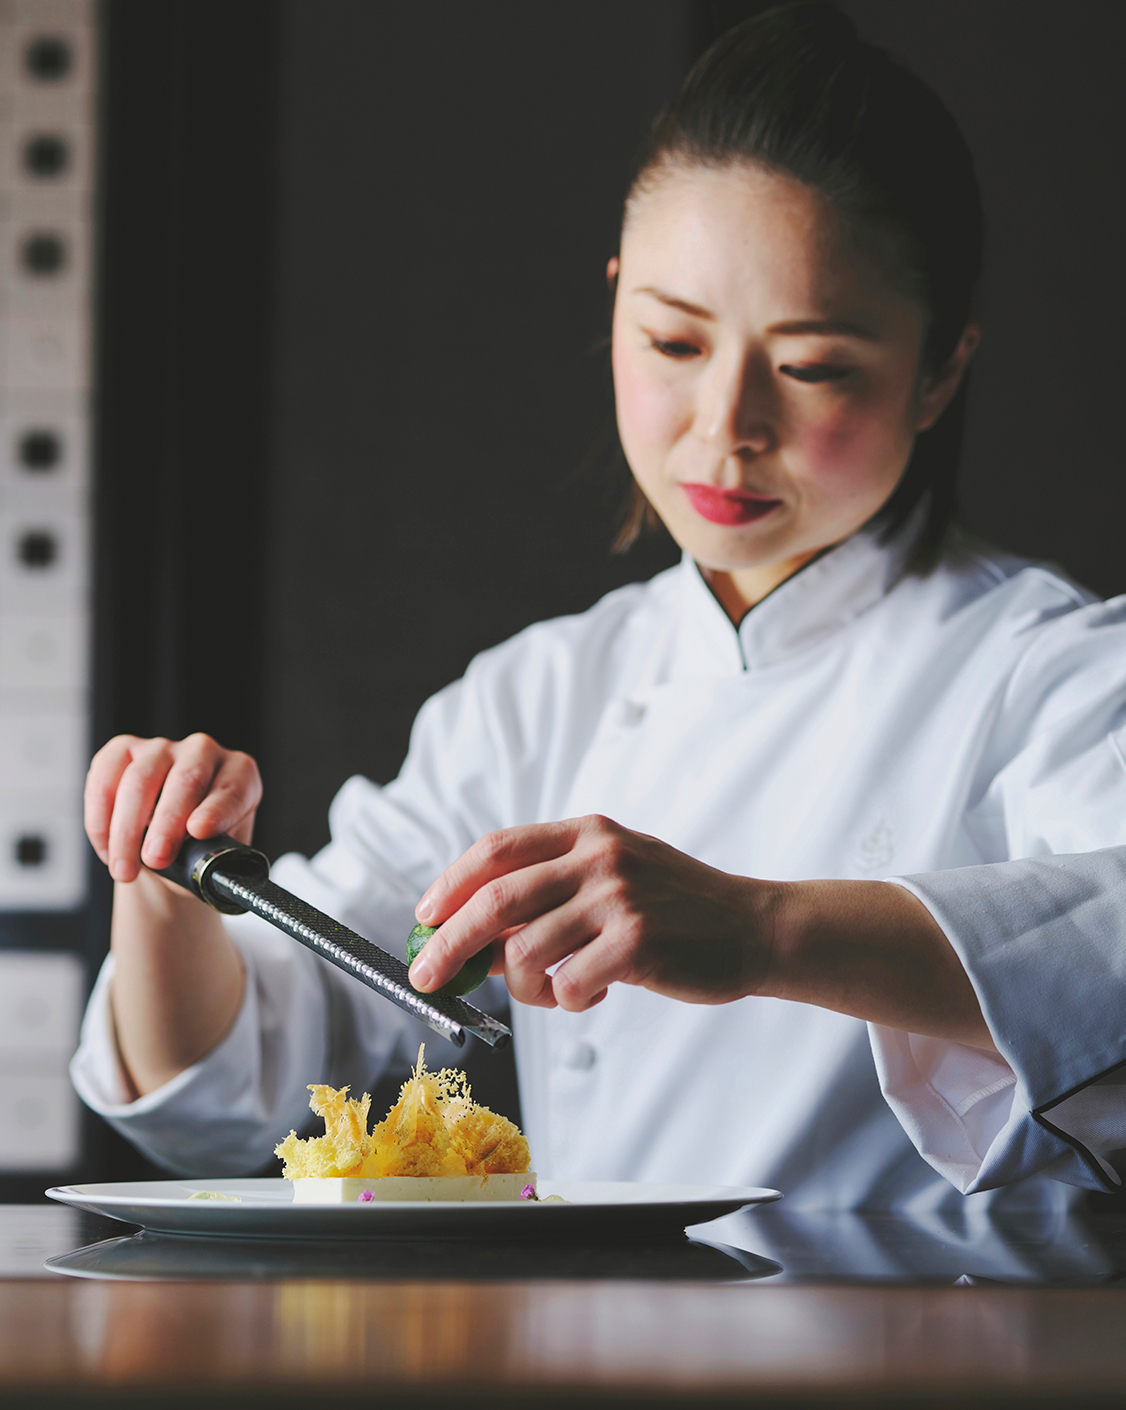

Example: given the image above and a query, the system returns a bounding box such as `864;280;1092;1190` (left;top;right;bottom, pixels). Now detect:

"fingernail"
110;860;131;882
409;960;433;991
416;895;435;922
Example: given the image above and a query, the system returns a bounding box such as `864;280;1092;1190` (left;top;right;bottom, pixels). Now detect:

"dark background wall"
256;0;686;860
95;0;277;765
836;0;1126;595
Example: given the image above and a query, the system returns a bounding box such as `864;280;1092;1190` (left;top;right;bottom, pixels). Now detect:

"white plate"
46;1178;780;1241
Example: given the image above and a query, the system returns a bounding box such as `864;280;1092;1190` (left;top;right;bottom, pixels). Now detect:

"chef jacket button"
607;699;646;730
561;1040;597;1071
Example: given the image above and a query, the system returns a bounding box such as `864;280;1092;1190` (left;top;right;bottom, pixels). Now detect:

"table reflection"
706;1204;1126;1284
32;1203;1126;1287
45;1229;779;1283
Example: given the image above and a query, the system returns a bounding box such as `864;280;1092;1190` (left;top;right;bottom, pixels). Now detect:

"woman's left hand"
407;814;779;1011
409;813;998;1050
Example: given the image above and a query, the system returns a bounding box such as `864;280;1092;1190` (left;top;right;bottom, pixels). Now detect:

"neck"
701;550;823;626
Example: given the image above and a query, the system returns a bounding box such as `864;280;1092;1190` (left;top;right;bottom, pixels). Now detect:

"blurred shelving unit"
0;0;94;1179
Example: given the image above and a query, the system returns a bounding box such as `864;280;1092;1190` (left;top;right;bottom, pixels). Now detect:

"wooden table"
2;1206;1125;1408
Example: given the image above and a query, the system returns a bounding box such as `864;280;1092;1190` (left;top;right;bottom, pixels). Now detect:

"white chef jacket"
71;523;1126;1210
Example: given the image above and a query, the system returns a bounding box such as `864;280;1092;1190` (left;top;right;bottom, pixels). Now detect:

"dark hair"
613;2;983;574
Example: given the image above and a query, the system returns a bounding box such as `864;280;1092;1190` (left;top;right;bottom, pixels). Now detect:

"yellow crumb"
274;1045;530;1181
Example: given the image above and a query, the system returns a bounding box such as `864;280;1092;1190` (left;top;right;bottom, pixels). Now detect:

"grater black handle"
156;833;271;916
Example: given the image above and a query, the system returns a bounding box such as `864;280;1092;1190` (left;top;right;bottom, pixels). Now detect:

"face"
611;162;969;611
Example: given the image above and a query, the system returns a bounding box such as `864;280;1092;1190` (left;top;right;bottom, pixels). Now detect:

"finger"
560;984;609;1011
140;735;226;869
488;926;525;976
501;902;603;1003
107;738;181;882
186;750;262;844
506;971;557;1010
415;820;584;925
84;736;140;863
500;900;599;1008
410;855;577;992
550;925;637;1013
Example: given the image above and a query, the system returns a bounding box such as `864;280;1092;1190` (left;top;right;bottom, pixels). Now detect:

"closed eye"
649;336;700;360
780;364;852;384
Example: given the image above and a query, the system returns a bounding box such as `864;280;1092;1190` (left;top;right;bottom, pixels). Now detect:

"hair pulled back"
616;2;984;573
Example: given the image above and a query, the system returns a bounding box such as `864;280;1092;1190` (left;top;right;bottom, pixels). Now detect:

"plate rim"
46;1176;782;1212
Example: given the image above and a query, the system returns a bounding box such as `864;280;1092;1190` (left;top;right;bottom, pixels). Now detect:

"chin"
677;526;792;575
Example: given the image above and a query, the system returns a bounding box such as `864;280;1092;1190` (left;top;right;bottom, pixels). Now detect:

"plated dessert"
275;1046;539;1204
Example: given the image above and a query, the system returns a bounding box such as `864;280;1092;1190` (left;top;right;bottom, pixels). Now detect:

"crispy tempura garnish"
274;1045;530;1180
363;1046;451;1177
448;1105;533;1176
273;1085;374;1180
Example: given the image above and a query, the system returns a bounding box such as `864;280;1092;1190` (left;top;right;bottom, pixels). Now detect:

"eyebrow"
633;288;878;340
633;286;715;320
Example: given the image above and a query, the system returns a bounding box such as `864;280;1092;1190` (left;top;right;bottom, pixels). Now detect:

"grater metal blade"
155;833;512;1049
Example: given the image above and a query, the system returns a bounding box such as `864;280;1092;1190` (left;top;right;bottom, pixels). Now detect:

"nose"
695;349;775;457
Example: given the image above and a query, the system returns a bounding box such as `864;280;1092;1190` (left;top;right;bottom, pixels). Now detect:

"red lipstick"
682;484;782;526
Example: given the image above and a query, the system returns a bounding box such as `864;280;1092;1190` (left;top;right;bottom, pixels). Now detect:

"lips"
681;483;782;526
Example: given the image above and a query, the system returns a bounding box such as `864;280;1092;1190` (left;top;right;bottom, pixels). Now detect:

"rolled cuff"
869;855;1126;1194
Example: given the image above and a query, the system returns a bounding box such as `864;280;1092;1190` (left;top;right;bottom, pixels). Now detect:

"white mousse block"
291;1172;536;1204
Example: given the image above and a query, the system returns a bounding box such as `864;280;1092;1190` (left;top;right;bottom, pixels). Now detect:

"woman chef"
73;5;1126;1211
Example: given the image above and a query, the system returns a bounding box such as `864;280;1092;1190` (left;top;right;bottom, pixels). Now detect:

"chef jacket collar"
678;519;916;674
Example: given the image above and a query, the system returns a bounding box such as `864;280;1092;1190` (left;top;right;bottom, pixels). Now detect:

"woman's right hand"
84;732;263;884
84;734;260;1096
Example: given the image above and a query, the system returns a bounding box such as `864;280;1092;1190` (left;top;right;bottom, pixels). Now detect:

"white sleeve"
69;663;521;1174
871;849;1126;1195
70;915;341;1177
868;600;1126;1195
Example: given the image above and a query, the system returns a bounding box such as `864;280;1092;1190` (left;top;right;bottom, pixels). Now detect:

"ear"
606;255;620;287
915;323;981;432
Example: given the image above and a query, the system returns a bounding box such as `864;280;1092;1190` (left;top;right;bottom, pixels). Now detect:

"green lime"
407;922;491;997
